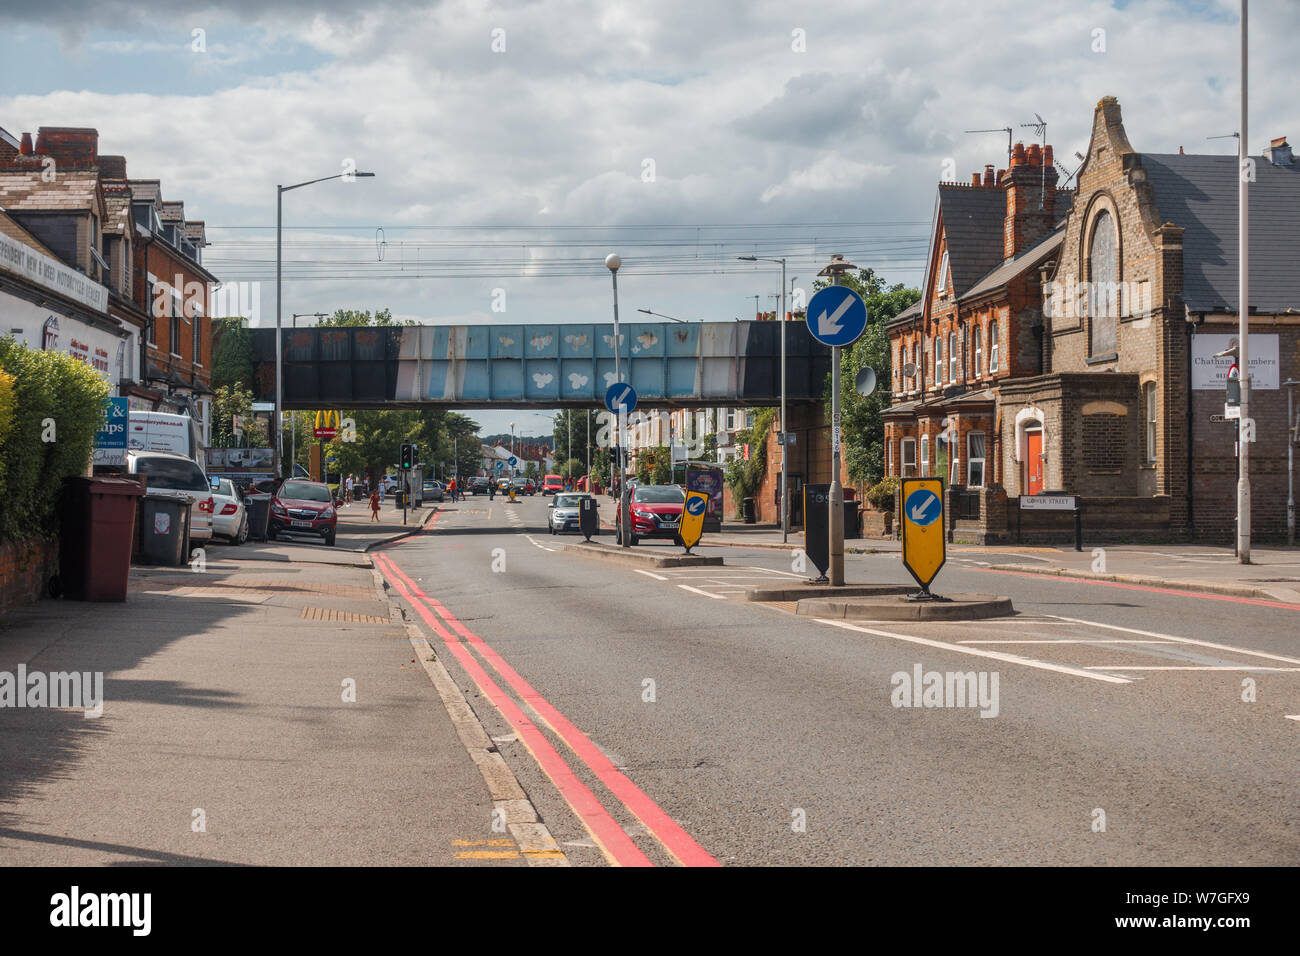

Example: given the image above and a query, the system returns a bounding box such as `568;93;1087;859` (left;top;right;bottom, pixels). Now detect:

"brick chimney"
20;132;33;156
982;164;995;186
33;127;99;168
1003;140;1058;259
1264;136;1294;166
98;154;127;180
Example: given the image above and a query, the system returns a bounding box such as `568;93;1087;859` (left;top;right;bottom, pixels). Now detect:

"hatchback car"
422;478;445;502
469;476;491;495
548;493;596;534
268;479;338;546
541;474;564;494
614;483;685;545
210;477;249;544
125;450;214;545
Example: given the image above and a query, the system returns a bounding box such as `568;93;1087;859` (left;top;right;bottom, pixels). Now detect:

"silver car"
125;450;214;543
548;492;596;534
210;477;249;544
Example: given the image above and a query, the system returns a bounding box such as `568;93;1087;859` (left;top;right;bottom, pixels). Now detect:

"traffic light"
400;442;413;470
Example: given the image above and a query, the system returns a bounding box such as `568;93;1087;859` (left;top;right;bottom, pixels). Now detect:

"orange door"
1025;430;1044;496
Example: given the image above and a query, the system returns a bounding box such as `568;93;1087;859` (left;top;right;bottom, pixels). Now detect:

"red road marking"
373;552;652;867
972;566;1300;610
377;552;719;868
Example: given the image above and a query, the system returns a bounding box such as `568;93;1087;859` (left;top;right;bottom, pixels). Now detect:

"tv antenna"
1056;150;1086;188
965;126;1013;169
1020;113;1048;209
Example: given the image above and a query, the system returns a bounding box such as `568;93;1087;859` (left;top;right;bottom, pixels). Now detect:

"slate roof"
960;226;1065;303
0;169;99;211
128;179;161;203
1143;153;1300;313
937;184;1006;296
0;209;58;257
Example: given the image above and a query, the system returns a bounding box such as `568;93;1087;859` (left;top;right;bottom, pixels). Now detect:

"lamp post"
275;171;374;479
637;308;688;324
818;254;858;587
606;253;631;547
1237;0;1251;563
740;255;788;542
509;421;515;473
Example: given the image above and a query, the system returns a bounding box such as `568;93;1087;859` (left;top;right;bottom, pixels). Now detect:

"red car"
268;479;338;546
615;484;685;545
542;474;564;494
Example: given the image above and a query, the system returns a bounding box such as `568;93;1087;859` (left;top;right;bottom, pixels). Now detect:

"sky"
2;0;1295;436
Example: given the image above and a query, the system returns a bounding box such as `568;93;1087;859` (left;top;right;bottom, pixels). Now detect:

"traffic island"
796;592;1014;621
744;583;914;602
563;540;723;569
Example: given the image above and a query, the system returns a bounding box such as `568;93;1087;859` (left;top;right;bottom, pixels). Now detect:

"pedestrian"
448;476;457;502
344;474;354;505
369;488;381;522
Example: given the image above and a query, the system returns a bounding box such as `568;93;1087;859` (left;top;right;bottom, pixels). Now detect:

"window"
1144;382;1157;463
902;438;916;474
920;435;930;476
886;438;893;475
193;314;202;365
949;331;957;382
974;325;983;376
893;344;900;389
934;335;943;383
935;250;950;297
967;432;987;487
989;321;1000;372
1088;209;1119;356
170;291;181;357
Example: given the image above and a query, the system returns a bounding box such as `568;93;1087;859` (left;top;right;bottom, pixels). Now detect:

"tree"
724;408;776;516
812;268;921;486
212;318;255;390
211;384;265;448
553;410;597;476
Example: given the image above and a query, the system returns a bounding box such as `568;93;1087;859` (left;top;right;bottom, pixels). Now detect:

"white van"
128;411;205;471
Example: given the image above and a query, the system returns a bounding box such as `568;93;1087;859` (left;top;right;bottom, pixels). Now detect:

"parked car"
422;478;445;502
251;477;283;496
469;476;491;495
381;474;399;494
614;483;685;545
210;477;249;544
548;492;596;534
268;479;338;546
125;450;214;545
523;479;537;495
542;474;564;494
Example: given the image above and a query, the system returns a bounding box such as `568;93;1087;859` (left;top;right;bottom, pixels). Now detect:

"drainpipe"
1186;313;1199;537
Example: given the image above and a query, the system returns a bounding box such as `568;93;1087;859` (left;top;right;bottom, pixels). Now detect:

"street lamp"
740;254;789;542
509;421;516;471
275;170;375;479
606;253;631;547
637;308;687;324
818;254;859;587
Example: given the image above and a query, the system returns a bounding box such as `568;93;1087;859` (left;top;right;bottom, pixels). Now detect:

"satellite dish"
854;367;877;397
902;362;916;378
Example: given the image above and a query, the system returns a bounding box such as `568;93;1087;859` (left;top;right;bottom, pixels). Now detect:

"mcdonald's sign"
314;410;340;439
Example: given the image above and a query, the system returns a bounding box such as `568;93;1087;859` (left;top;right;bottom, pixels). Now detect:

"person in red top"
447;477;458;501
369;489;381;523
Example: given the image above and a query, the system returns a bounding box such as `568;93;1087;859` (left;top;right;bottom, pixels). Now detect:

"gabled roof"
0;169;100;212
936;184;1007;296
959;225;1065;303
127;179;161;204
1143;153;1300;313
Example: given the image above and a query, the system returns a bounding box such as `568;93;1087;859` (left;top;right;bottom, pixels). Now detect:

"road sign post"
679;490;708;553
606;381;637;548
900;477;946;597
807;269;867;587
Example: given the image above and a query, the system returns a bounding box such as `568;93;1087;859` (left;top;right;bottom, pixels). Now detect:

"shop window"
967;432;986;487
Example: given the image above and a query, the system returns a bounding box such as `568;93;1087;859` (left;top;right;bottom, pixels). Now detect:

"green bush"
864;475;900;510
0;337;110;543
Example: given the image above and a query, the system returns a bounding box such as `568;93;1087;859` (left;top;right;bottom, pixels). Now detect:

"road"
375;492;1300;867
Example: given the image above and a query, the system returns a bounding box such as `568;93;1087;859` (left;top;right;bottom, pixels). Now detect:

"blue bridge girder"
250;320;833;410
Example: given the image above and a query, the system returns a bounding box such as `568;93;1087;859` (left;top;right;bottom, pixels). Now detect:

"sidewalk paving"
0;546;523;866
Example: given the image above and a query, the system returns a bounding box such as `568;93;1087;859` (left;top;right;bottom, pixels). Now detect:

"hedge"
0;337;110;544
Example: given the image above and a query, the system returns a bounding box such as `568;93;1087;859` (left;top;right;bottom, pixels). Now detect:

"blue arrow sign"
806;286;868;347
685;495;707;517
494;461;504;471
604;381;638;413
904;488;942;527
508;456;517;466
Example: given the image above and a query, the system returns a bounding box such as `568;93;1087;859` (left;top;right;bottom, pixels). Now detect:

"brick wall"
0;539;58;612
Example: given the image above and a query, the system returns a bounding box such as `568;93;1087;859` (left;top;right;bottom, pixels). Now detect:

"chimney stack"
98;154;127;180
983;164;995;186
1264;136;1294;166
19;132;33;156
971;172;981;186
1003;140;1059;259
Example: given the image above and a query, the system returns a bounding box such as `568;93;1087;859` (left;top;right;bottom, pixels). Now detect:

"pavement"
0;531;542;866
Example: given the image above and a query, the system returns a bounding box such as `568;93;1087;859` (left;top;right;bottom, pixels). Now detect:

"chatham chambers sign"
0;230;109;313
1191;333;1279;391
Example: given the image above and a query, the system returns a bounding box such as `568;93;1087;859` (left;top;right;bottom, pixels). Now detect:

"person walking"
448;476;457;502
344;474;354;505
369;488;381;523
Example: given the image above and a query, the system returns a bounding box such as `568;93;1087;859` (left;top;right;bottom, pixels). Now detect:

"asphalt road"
377;492;1300;866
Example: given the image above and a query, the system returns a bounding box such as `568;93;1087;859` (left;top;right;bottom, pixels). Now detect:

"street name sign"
680;490;708;551
900;477;945;591
1019;495;1077;511
604;381;637;414
805;286;868;348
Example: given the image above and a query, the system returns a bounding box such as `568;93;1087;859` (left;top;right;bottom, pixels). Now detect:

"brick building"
884;97;1300;542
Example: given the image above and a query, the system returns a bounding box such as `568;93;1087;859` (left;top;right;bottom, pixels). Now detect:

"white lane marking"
677;584;727;600
817;619;1132;684
958;639;1179;645
1286;715;1300;722
1046;615;1300;666
744;566;806;577
1084;665;1300;672
634;569;668;581
524;535;555;552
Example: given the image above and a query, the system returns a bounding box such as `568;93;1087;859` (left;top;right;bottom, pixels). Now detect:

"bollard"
1073;506;1083;552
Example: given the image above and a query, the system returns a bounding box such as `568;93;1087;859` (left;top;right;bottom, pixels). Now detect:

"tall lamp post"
606;253;631;547
1237;0;1251;563
819;254;858;587
509;421;516;474
740;255;788;542
275;171;374;479
636;308;688;324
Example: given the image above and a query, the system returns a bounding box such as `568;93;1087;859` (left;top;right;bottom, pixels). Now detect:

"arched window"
1088;209;1119;356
